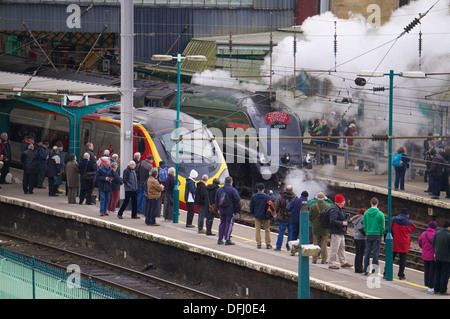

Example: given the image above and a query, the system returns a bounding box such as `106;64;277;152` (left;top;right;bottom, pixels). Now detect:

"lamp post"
358;69;426;281
151;54;207;223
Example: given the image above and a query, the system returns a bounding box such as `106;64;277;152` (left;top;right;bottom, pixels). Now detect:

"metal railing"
303;143;427;180
0;247;135;299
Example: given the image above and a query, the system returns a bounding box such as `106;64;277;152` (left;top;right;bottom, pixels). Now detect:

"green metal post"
31;256;36;299
298;201;310;299
173;53;181;224
385;70;394;281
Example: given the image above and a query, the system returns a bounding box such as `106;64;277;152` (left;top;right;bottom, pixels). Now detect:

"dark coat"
275;191;297;222
110;169;123;191
195;181;208;206
249;191;276;220
215;183;241;215
329;204;347;235
46;151;60;177
184;177;196;203
21;149;39;173
164;174;175;193
95;164;114;192
79;158;97;190
37;146;48;169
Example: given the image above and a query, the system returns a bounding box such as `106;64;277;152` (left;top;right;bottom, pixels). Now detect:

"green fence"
0;247;136;299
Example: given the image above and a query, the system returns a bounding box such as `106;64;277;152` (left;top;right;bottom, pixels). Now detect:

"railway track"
0;231;220;299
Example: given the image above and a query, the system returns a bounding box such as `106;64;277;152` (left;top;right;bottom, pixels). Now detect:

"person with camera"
328;194;353;270
95;158;114;217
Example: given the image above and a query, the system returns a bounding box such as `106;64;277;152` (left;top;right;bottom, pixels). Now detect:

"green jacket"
309;199;331;236
363;207;385;236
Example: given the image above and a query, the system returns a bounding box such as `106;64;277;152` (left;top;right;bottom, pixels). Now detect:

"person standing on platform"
162;167;175;221
363;197;385;275
428;148;445;199
184;169;198;228
21;143;39;194
328;194;353;270
432;220;450;295
215;176;240;246
36;140;48;189
418;220;437;293
390;208;417;280
137;154;153;215
156;161;169;218
0;132;11;184
249;183;275;249
54;142;65;194
79;152;97;205
205;178;220;236
95;158;114;216
65;154;79;204
350;208;366;273
46;146;60;197
84;142;96;162
117;161;140;219
309;192;331;264
145;167;164;226
274;185;296;251
288;191;309;243
195;174;209;234
393;146;410;191
108;161;122;214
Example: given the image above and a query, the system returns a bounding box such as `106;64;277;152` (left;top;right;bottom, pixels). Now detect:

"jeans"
394;167;406;190
137;183;146;213
276;221;291;250
99;191;111;213
145;198;158;225
364;235;381;273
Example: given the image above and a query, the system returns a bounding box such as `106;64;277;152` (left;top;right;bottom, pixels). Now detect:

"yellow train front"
84;107;229;211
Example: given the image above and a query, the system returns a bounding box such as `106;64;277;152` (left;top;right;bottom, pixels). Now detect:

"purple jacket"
418;228;436;261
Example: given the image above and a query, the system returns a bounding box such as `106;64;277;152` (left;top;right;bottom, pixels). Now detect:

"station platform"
1;168;448;300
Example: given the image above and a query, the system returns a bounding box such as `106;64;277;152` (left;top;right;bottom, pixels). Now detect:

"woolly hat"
334;194;345;204
189;169;198;179
256;183;265;190
443;220;450;229
428;220;437;229
358;208;366;215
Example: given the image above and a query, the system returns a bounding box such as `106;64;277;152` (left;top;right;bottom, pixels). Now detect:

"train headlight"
281;153;290;164
260;167;272;180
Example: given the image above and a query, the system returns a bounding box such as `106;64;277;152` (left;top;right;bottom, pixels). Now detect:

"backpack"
265;200;275;220
316;203;331;229
218;191;230;208
392;153;402;168
158;166;168;183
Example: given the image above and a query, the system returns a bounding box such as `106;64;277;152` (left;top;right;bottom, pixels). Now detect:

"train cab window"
136;131;147;155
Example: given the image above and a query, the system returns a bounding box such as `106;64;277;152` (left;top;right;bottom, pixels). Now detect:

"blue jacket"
95;164;114;192
184;177;196;202
37;146;48;169
288;196;308;224
249;192;276;220
215;183;241;215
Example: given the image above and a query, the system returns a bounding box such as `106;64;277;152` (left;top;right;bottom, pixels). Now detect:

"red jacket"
391;213;417;253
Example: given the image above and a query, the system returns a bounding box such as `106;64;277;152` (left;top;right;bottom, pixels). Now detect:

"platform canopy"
0;71;120;99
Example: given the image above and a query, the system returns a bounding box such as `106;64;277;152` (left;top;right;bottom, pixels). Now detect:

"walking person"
215;176;240;245
309;192;331;264
20;143;39;194
363;197;385;275
65;154;80;204
162;167;175;221
117;161;140;219
195;174;209;234
145;168;164;226
184;169;198;228
107;161;122;214
393;146;410;191
78;152;97;205
390;208;417;280
418;220;437;293
350;209;366;273
95;158;114;216
205;178;220;236
328;194;353;270
274;185;296;251
249;183;275;249
432;220;450;295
